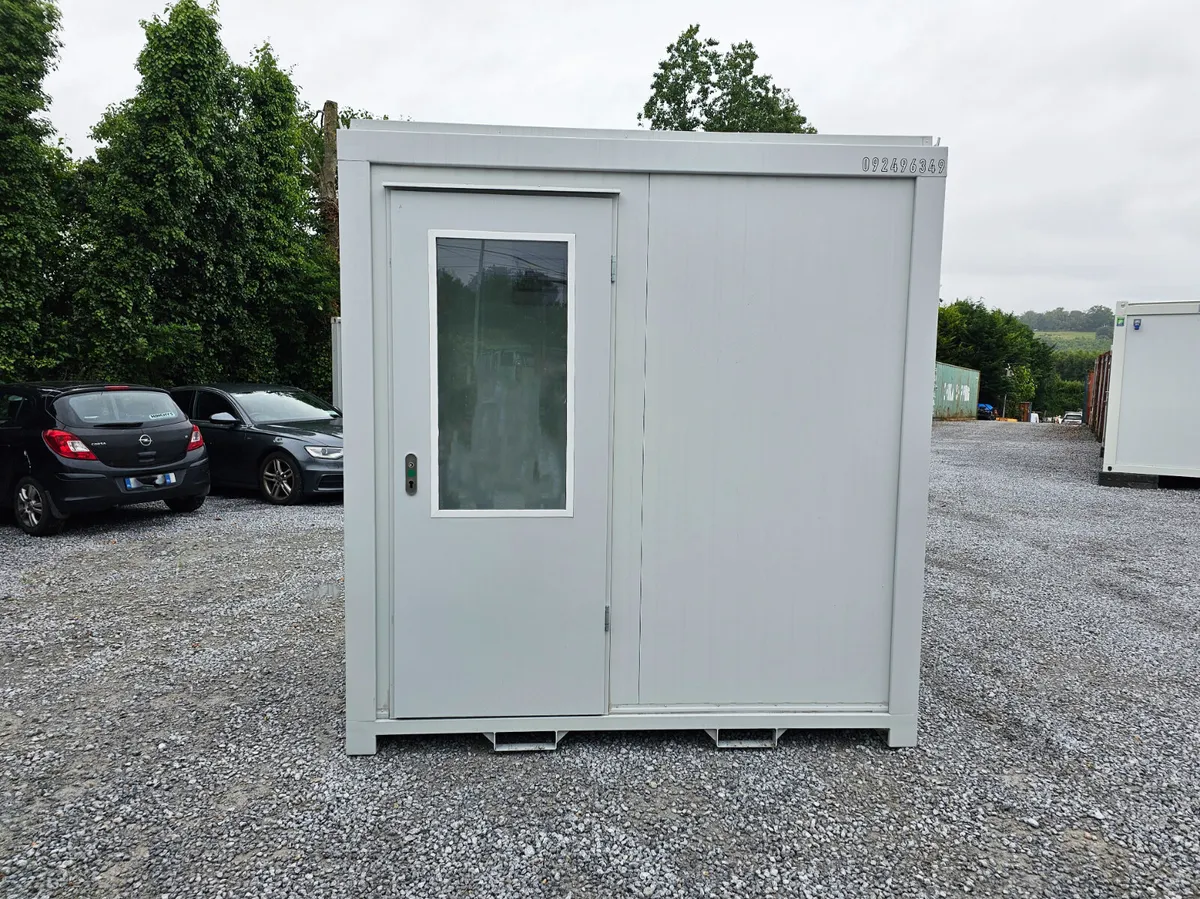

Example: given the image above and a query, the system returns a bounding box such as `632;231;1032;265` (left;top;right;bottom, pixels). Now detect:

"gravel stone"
1;425;1197;898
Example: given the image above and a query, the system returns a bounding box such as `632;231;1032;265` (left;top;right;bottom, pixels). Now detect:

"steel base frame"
346;711;918;755
1098;470;1160;489
1099;470;1200;489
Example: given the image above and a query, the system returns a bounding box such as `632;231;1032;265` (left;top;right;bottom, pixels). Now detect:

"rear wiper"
93;421;145;428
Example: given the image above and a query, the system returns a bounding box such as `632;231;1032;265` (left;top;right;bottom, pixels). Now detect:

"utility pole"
1002;364;1013;420
319;101;340;264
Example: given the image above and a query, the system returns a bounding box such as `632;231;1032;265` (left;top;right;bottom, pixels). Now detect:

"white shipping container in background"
1101;301;1200;485
338;122;949;755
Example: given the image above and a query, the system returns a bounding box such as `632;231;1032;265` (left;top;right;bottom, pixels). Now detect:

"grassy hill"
1034;330;1112;355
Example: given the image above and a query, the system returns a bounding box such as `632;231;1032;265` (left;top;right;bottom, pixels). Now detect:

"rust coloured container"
1087;350;1112;440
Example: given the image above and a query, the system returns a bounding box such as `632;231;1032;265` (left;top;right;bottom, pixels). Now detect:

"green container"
933;362;980;420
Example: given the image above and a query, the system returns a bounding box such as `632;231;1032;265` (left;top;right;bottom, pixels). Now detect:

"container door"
387;189;615;719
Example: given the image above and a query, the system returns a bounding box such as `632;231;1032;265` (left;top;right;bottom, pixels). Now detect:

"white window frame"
427;229;576;518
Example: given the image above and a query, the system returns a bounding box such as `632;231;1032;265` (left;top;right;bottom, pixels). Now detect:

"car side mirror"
210;412;238;425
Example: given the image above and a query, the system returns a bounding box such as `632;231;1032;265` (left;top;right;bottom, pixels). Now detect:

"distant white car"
1062;411;1083;425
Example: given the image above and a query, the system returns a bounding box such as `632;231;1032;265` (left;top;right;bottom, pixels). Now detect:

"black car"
0;383;210;536
169;384;343;505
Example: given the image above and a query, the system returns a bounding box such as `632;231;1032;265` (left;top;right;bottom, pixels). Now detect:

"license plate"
124;472;176;489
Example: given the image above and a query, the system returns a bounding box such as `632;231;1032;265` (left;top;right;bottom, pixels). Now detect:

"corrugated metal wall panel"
1088;350;1111;440
637;173;913;706
932;362;980;420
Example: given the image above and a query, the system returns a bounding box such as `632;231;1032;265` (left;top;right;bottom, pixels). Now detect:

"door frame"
383;188;617;721
192;388;245;487
426;228;578;519
0;388;34;500
346;178;624;736
342;165;649;750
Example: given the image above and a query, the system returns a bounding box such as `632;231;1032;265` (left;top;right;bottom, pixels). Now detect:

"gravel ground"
1;424;1198;898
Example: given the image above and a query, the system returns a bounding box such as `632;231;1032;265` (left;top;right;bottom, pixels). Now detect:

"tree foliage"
15;0;345;396
71;0;241;383
235;46;338;393
1052;348;1099;383
937;298;1087;416
0;0;68;380
297;102;385;285
640;25;815;133
1056;380;1085;414
1018;305;1113;333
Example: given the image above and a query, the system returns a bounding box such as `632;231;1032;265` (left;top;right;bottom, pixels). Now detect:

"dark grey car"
0;383;210;535
169;385;342;504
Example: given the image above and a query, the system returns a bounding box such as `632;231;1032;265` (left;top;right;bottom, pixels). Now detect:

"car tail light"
187;425;204;451
44;429;98;461
105;385;130;390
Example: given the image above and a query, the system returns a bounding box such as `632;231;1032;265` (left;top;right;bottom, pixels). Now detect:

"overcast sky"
44;0;1199;314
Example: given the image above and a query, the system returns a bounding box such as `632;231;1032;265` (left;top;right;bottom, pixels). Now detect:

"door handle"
405;453;417;495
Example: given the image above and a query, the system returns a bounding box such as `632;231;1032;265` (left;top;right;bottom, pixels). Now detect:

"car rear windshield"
231;389;340;425
55;390;185;428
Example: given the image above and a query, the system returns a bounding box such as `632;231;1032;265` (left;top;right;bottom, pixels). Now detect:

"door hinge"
604;607;611;632
610;255;617;283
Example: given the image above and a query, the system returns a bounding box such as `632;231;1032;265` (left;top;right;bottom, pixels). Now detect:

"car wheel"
164;495;206;514
13;477;66;537
259;452;302;505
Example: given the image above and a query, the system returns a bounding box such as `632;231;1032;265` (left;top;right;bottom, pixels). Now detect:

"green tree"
0;0;67;380
937;298;1066;414
639;25;816;133
1009;364;1037;406
1055;379;1085;413
1018;304;1113;333
67;1;341;394
235;46;337;389
71;0;238;383
1052;348;1098;382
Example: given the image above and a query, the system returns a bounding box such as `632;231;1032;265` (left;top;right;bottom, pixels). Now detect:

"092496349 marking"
861;155;946;176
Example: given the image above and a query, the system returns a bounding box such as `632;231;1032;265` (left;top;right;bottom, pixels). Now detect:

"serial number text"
862;156;946;176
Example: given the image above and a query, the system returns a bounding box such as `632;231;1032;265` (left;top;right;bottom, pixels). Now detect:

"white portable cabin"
339;122;948;754
1100;301;1200;485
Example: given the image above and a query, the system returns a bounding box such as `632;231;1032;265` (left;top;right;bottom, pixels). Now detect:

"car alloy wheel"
260;453;301;505
16;483;44;530
13;477;65;536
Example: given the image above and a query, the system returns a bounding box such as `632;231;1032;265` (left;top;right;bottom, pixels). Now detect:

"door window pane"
195;391;238;422
0;394;28;426
435;237;569;511
171;390;196;418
